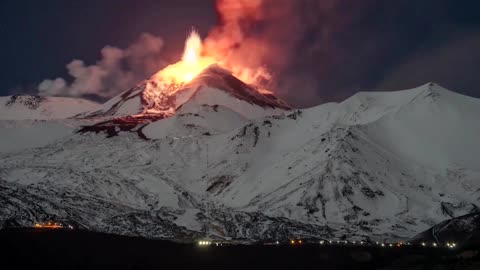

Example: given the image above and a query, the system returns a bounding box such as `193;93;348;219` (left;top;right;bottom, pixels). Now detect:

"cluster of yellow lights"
446;242;457;248
195;239;458;248
33;221;62;229
198;240;212;246
420;242;456;248
33;221;73;229
154;30;216;85
316;239;460;249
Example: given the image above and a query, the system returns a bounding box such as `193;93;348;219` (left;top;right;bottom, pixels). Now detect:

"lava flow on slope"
78;30;289;138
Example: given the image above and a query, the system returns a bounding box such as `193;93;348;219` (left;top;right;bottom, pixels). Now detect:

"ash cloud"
35;0;480;107
38;33;166;98
209;0;478;107
204;0;386;107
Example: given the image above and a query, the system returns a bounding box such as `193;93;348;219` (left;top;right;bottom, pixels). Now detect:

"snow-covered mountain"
0;66;479;242
0;95;99;120
411;213;480;249
0;95;100;153
83;65;289;119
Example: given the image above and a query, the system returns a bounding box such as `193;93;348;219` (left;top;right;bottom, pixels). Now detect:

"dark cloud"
373;30;480;96
263;0;467;107
209;0;480;107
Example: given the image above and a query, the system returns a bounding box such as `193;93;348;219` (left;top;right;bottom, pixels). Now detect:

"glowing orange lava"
153;30;216;85
141;29;275;115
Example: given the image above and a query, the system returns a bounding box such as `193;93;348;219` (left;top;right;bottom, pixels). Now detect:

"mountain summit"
83;64;290;120
78;65;290;137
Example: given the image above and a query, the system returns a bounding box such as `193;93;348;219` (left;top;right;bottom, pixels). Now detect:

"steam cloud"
38;33;166;98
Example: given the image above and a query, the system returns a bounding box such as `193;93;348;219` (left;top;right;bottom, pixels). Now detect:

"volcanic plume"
77;30;290;138
151;0;280;92
38;0;288;103
138;28;287;117
152;30;216;85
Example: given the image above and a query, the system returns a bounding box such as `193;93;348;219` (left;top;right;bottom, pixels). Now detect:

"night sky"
1;0;480;107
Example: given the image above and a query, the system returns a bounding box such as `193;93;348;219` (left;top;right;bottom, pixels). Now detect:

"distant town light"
198;240;211;246
32;221;63;229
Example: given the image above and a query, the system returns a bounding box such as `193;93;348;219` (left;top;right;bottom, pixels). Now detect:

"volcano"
77;64;290;138
1;79;480;242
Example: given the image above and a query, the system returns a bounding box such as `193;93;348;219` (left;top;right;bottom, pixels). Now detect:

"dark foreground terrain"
1;229;479;270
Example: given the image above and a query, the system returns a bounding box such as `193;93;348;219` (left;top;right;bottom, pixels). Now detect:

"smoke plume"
204;0;465;107
37;0;476;107
201;0;382;106
38;33;166;98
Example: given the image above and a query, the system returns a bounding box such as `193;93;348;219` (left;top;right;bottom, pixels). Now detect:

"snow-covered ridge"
337;82;480;125
0;95;100;152
0;95;100;120
335;82;480;169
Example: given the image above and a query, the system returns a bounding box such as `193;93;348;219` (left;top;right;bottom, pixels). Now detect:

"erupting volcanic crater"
77;65;290;138
76;30;290;138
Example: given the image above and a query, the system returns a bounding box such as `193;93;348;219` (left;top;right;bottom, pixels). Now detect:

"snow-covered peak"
185;65;290;111
336;82;480;125
84;64;290;120
332;82;480;169
0;95;100;120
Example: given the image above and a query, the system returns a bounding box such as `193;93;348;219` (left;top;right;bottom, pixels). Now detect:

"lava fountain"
153;30;216;85
141;29;277;115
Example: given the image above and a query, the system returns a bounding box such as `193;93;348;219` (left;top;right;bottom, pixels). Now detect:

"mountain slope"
0;95;100;120
411;212;480;248
0;95;100;153
0;78;478;242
